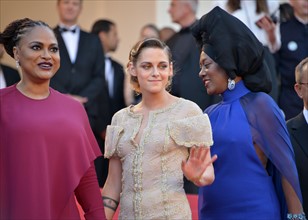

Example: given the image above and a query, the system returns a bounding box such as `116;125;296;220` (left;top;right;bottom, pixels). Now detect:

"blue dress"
199;81;302;220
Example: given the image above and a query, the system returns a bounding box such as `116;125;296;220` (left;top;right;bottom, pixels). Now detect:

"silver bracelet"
287;212;306;220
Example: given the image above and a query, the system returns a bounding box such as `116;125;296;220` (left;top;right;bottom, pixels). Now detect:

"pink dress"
0;85;105;219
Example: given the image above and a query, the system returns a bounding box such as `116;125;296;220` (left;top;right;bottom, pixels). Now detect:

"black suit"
108;59;126;118
96;58;126;136
287;112;308;214
95;58;126;187
51;26;109;187
1;64;20;86
51;26;107;133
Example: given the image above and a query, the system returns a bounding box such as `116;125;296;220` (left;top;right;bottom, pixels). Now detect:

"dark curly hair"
0;18;52;58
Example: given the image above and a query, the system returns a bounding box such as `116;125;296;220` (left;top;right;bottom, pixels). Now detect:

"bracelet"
287;212;306;220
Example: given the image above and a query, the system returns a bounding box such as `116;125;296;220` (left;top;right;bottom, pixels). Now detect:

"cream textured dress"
105;98;213;220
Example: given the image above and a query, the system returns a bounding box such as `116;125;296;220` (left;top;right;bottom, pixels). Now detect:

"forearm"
75;162;106;220
282;176;304;216
102;183;120;220
101;157;122;220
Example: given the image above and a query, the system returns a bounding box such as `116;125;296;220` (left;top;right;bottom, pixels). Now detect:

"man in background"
275;0;308;120
51;0;107;186
166;0;219;194
287;57;308;215
166;0;218;111
91;19;127;187
0;43;20;88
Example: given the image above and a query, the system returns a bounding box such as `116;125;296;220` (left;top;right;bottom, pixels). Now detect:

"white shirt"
303;108;308;124
59;24;79;63
105;56;114;98
0;66;7;89
214;0;281;52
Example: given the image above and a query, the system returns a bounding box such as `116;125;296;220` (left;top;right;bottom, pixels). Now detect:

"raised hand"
181;146;217;187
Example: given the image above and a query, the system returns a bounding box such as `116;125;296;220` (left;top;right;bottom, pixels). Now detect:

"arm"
282;177;305;218
181;146;217;187
255;16;281;52
75;162;106;220
102;156;122;220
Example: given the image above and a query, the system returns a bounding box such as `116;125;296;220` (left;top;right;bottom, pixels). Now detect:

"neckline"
221;80;250;103
15;84;51;101
128;97;183;116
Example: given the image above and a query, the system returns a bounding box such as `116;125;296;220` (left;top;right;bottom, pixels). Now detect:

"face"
140;27;159;41
168;0;188;24
13;26;60;84
294;63;308;109
290;0;308;20
99;25;119;53
57;0;82;26
199;51;228;95
130;48;173;95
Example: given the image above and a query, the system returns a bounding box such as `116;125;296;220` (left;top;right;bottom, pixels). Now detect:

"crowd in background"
0;0;307;219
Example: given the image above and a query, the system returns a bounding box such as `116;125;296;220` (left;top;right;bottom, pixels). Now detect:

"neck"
295;14;308;24
17;81;50;100
60;21;77;28
139;91;173;111
179;15;196;28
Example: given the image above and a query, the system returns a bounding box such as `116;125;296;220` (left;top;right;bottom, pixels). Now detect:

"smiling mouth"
38;63;53;70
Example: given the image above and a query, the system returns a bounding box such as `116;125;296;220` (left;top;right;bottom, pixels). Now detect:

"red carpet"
77;194;199;219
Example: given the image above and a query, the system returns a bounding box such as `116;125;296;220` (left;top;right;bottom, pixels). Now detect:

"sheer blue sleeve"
240;92;303;215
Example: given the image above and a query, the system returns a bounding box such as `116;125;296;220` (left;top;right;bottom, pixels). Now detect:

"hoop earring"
228;78;235;90
16;60;20;69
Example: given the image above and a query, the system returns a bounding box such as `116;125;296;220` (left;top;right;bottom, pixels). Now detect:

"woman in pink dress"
0;18;106;220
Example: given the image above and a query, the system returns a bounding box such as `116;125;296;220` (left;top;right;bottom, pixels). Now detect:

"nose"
41;49;51;60
152;67;160;76
199;66;207;78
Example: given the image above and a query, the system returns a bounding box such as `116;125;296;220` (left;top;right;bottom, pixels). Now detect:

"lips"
202;78;210;87
38;62;52;70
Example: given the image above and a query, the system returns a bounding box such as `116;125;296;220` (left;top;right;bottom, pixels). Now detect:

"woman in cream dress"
101;38;217;220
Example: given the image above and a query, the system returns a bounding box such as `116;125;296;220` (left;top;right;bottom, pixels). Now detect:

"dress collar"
221;80;250;103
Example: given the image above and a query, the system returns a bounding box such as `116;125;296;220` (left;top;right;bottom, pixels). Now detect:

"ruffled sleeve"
168;114;213;148
104;125;124;158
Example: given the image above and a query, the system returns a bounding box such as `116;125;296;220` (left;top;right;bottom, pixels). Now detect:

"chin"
206;88;214;96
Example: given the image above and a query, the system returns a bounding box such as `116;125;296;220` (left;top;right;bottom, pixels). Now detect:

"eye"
141;64;151;70
31;45;41;51
50;47;59;53
158;64;168;70
200;63;210;71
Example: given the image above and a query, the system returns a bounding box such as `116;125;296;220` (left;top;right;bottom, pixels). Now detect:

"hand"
181;146;217;186
67;94;88;104
255;15;277;44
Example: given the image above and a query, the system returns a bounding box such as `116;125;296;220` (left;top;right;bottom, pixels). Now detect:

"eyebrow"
29;41;58;47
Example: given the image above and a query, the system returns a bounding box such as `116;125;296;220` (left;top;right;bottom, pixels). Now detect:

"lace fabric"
104;98;213;219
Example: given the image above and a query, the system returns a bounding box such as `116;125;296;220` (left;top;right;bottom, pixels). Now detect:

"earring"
16;60;20;69
228;78;235;90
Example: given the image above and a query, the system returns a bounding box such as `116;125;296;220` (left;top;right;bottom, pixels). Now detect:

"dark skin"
198;51;304;215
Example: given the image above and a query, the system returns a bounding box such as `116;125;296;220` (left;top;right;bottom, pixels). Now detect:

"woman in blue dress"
191;6;305;220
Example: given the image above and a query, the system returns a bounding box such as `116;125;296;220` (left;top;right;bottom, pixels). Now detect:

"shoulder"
80;29;99;40
286;112;304;128
179;98;201;109
241;91;284;118
1;64;17;72
0;85;16;97
49;88;84;108
280;17;297;28
110;59;124;73
242;91;274;107
111;58;124;69
111;106;130;121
